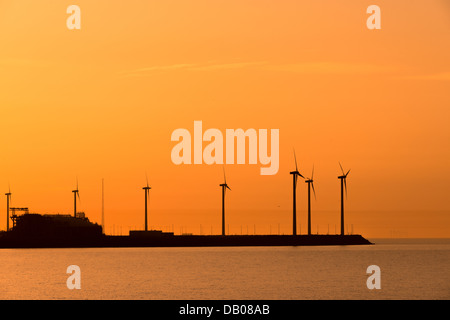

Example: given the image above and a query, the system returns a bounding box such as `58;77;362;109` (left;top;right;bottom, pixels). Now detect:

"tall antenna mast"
5;185;11;231
102;178;105;234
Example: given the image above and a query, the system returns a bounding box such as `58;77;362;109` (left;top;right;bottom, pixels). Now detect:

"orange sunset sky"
0;1;449;238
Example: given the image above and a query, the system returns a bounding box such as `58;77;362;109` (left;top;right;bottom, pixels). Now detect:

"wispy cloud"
0;58;52;68
134;64;197;73
120;61;267;77
400;72;450;81
188;61;267;71
120;61;395;78
265;62;394;74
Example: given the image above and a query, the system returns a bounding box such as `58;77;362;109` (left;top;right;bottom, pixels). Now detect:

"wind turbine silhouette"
289;149;304;235
338;162;351;236
143;175;151;232
72;178;80;218
305;166;316;236
219;167;231;236
5;185;11;231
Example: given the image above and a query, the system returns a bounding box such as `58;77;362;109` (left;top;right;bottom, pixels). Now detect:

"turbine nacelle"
338;162;351;179
220;183;231;191
290;170;304;178
72;189;80;199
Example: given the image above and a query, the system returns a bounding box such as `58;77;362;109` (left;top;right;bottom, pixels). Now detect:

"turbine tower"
289;149;304;235
305;166;316;236
338;162;351;236
143;175;151;231
72;178;80;218
219;167;231;236
5;186;11;231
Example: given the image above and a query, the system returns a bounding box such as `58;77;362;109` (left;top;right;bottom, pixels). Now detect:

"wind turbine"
289;149;304;235
305;166;316;236
219;167;231;236
72;178;80;218
338;162;351;236
142;175;151;231
5;185;11;231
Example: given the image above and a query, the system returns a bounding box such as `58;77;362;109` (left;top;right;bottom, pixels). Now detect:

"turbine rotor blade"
345;169;351;177
339;162;345;176
311;182;316;200
226;185;231;191
223;166;226;184
311;165;314;180
344;178;347;199
293;148;298;172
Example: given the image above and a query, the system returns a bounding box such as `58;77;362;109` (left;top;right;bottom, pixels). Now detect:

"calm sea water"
0;238;449;300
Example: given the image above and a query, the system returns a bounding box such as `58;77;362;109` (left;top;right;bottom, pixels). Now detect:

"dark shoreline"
0;234;372;249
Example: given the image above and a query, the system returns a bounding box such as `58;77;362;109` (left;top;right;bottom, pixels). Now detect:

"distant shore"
0;233;372;249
